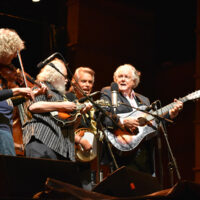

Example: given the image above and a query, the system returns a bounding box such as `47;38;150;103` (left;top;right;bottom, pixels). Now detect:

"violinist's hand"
62;101;77;112
81;102;93;114
32;82;48;98
123;117;140;132
37;82;48;94
12;87;34;99
169;99;183;119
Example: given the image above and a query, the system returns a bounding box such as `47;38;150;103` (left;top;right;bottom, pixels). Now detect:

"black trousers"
25;137;68;160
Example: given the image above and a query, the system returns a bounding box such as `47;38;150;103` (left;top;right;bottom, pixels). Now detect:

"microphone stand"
152;105;181;185
121;102;181;186
159;121;181;186
95;111;119;183
78;98;121;183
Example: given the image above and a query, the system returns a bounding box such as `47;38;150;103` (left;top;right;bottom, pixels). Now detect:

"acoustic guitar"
104;90;200;152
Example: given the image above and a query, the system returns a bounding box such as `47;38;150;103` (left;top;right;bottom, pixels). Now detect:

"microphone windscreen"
111;82;118;91
37;62;43;68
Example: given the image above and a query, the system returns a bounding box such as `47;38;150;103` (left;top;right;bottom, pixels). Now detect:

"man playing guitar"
101;64;183;176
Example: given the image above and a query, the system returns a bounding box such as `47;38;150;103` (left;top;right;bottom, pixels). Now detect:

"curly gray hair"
0;28;25;60
37;58;66;83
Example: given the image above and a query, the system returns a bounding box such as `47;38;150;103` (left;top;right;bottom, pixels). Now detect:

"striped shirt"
23;82;75;161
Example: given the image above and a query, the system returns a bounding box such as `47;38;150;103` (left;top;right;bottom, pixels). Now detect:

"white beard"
52;81;66;95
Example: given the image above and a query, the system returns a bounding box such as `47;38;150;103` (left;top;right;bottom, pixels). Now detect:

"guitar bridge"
132;127;139;135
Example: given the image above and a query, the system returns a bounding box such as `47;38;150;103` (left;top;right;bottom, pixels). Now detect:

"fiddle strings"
17;51;28;88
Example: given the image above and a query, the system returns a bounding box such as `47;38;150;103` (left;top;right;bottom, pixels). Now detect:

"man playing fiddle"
0;28;34;156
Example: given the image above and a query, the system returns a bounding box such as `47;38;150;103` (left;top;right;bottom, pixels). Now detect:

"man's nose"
121;76;126;81
85;81;90;86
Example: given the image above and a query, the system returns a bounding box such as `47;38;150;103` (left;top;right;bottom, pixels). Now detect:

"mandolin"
50;99;110;127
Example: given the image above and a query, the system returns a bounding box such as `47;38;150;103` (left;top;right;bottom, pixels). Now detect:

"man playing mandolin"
23;58;89;161
100;64;183;176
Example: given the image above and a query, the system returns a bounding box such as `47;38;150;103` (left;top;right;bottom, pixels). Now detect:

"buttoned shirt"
122;90;138;109
23;82;75;161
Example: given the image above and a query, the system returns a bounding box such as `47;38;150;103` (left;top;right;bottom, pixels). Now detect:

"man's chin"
119;86;127;91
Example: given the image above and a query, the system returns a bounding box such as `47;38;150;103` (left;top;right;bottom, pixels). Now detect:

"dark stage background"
0;0;197;188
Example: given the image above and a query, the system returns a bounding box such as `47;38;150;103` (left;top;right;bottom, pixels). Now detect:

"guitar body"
105;105;158;152
104;89;200;152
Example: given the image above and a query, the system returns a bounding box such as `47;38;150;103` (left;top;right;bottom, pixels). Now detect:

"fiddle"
0;64;23;88
0;63;50;99
0;59;49;156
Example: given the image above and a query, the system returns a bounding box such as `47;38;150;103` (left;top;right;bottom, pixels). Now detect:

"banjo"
75;128;98;162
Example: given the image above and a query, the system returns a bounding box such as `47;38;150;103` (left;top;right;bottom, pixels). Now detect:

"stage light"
32;0;40;2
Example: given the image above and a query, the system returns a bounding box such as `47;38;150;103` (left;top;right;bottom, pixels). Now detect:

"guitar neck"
147;96;188;120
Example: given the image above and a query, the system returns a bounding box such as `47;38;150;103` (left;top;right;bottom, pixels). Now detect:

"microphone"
78;91;100;103
111;82;119;113
37;52;58;68
145;100;159;111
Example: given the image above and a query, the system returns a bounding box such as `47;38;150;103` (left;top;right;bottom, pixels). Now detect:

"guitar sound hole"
138;117;147;126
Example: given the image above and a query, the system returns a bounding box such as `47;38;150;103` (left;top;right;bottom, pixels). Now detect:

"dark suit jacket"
101;86;150;129
100;86;156;175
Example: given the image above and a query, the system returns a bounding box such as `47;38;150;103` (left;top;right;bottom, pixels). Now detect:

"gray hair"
0;28;24;59
113;64;141;89
69;66;95;92
37;58;66;83
72;67;95;83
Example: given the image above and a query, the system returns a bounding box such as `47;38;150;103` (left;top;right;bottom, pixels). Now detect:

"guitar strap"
134;93;151;108
82;105;97;134
82;112;91;127
135;93;146;106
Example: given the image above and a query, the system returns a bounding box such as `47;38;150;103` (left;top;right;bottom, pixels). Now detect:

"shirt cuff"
0;89;13;101
120;118;124;124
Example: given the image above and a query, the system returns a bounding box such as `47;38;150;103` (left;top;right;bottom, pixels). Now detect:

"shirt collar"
122;90;135;99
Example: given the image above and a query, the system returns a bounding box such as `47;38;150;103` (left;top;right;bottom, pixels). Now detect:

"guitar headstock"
186;90;200;101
